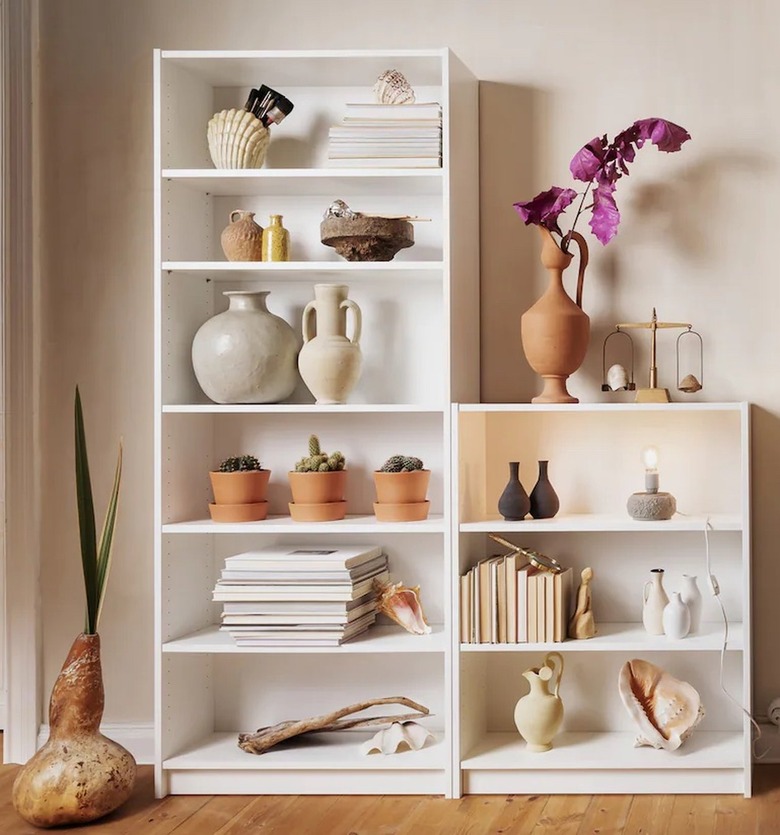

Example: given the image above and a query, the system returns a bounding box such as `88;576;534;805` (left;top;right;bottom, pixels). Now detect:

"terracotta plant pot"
12;634;136;827
209;469;270;505
209;501;269;523
521;226;590;404
289;500;347;522
373;500;430;523
373;470;431;504
288;470;347;505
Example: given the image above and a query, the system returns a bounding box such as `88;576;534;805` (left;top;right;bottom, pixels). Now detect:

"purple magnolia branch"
513;117;691;247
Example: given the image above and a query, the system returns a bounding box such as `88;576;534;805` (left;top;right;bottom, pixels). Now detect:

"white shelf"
460;622;742;652
162;168;444;196
163;261;444;280
164;730;445;771
459;513;742;533
164;623;446;654
162;403;445;414
458;402;747;413
461;731;743;771
163;513;446;534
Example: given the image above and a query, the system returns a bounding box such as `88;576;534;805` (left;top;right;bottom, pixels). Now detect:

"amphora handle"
567;231;589;309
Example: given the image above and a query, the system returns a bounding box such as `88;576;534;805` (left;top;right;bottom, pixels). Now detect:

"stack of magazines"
213;545;389;647
327;102;442;168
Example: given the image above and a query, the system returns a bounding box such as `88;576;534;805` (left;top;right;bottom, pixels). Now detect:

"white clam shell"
618;659;704;751
373;69;416;105
606;363;629;391
207;109;270;169
361;721;434;755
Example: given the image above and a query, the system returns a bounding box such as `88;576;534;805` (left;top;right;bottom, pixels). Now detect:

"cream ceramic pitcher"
513;652;564;752
642;568;669;636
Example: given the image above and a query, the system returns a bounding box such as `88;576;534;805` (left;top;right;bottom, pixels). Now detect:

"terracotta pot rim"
209;469;270;475
288;469;347;475
373;469;431;474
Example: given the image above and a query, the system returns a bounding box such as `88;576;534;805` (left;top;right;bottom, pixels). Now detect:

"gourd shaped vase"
514;652;565;752
192;290;298;404
12;634;136;827
220;210;263;261
498;461;530;521
298;283;363;404
529;460;560;519
680;574;703;634
521;227;590;404
642;568;669;636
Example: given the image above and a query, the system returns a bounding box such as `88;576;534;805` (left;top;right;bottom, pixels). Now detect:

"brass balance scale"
601;308;703;403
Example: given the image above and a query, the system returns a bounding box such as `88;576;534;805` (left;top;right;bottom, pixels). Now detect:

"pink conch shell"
375;581;431;635
618;659;704;751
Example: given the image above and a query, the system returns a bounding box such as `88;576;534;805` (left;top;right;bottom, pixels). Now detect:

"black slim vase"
529;460;560;519
497;461;530;521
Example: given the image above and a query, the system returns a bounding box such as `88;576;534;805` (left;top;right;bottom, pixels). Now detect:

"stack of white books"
213;545;389;647
327;102;442;168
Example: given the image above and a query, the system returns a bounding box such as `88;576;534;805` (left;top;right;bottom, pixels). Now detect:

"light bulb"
642;446;659;493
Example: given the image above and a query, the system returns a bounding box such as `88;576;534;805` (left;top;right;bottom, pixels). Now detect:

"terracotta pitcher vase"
521;227;590;403
13;634;136;827
298;283;363;404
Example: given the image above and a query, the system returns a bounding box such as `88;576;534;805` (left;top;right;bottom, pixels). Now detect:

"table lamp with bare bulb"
626;446;677;521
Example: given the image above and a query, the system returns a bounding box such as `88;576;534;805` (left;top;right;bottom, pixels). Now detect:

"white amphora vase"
663;592;691;640
191;290;298;404
680;575;703;635
642;568;669;636
298;284;363;404
513;652;564;752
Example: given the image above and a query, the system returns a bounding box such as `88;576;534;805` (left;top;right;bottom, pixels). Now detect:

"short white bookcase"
153;49;479;797
453;402;751;796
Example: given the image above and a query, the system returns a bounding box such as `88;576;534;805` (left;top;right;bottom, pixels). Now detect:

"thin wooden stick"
238;696;430;754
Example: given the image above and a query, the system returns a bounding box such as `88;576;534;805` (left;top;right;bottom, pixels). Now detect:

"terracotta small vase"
521;227;590;404
12;634;136;827
220;210;264;261
529;460;560;519
209;470;270;505
498;462;530;521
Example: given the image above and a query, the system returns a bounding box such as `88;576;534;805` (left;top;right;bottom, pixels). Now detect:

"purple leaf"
633;118;691;152
513;186;577;235
589;181;620;245
570;135;608;182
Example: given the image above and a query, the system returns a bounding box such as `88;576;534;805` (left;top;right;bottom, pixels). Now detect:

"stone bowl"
320;216;414;262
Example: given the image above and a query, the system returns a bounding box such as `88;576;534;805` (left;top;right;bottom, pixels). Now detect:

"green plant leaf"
95;442;122;630
75;386;98;634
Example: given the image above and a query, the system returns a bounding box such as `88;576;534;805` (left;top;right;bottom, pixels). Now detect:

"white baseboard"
37;723;154;765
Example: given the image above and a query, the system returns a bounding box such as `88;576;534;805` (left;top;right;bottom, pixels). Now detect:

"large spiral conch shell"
361;721;434;755
374;69;416;105
375;580;431;635
207;109;270;169
618;659;704;750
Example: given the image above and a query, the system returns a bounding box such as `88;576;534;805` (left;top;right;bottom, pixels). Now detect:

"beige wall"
37;0;780;723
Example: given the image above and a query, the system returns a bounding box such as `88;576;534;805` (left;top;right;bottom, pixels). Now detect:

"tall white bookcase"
454;402;752;797
153;49;479;797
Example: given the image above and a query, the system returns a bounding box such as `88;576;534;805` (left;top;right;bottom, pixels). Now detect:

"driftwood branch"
238;696;430;754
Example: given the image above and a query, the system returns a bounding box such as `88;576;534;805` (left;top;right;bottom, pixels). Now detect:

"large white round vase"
192;290;298;404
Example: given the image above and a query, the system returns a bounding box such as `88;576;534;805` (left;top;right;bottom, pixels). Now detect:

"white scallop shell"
207;109;270;169
373;69;416;105
361;721;434;755
606;363;630;391
618;659;704;751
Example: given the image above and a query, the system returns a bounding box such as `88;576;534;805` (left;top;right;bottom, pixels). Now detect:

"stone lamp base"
627;491;677;521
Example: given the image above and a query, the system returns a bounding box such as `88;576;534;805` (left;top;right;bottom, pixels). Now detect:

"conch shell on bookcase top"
373;69;416;105
360;721;435;755
618;659;704;751
375;580;431;635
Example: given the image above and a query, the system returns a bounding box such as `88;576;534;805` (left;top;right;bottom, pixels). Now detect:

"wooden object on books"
568;567;596;639
238;696;430;754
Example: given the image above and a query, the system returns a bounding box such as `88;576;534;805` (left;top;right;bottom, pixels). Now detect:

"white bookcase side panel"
161;416;212;525
161;59;214;169
162;535;216;644
459;654;489;769
457;411;488;523
161;655;215;765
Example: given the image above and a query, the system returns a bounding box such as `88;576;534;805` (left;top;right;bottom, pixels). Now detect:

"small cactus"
379;454;424;473
294;435;346;472
219;454;262;473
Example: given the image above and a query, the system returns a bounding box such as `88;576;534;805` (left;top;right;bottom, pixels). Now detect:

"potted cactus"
288;435;347;522
373;455;431;522
209;454;270;522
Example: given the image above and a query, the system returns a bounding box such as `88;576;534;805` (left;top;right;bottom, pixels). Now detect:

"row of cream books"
212;545;388;647
460;555;574;644
327;102;442;168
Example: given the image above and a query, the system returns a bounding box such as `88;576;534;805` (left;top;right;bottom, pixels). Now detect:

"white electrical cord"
703;518;766;758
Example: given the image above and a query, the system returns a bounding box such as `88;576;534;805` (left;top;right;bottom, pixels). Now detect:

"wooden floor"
0;764;778;833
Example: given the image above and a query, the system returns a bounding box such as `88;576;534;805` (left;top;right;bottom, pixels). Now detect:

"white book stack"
212;545;389;647
327;103;442;168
